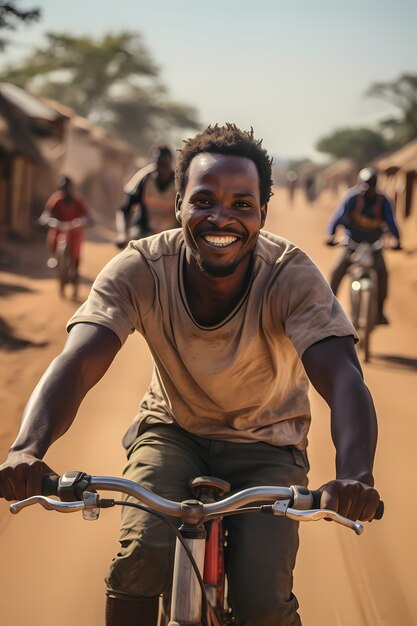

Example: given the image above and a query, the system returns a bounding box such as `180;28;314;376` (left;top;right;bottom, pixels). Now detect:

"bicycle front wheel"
350;284;360;329
57;243;70;295
359;286;373;363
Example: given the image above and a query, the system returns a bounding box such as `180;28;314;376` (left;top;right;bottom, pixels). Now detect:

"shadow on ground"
0;282;35;297
372;354;417;372
0;318;48;351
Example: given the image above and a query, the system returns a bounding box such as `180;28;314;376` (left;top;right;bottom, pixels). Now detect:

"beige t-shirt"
67;229;357;450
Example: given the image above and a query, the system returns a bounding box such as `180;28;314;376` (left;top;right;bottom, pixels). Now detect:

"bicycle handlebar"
326;236;401;252
47;217;88;230
14;473;295;518
9;472;383;535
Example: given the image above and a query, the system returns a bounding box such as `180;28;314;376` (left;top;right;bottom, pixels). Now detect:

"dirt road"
1;190;416;625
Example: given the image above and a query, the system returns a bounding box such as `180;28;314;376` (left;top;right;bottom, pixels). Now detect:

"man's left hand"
319;479;380;522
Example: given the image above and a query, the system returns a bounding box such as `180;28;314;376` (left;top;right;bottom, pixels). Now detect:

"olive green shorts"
105;424;309;626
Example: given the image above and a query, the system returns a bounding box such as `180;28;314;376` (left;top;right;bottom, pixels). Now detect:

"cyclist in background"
326;167;401;325
40;175;90;271
115;145;176;248
1;125;381;626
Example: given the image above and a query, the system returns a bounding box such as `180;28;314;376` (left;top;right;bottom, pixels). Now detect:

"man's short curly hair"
175;123;274;205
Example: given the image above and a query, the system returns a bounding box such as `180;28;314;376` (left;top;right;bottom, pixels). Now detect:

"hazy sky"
2;0;417;161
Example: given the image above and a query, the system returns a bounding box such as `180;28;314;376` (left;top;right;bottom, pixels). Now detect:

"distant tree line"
316;73;417;166
1;4;416;164
0;11;200;152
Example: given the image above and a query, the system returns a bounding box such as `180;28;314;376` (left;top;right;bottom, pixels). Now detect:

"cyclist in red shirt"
41;176;90;270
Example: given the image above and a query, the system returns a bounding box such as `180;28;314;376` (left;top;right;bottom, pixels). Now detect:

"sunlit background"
1;2;417;625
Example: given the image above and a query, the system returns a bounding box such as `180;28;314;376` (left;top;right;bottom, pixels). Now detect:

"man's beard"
191;248;251;277
197;257;239;277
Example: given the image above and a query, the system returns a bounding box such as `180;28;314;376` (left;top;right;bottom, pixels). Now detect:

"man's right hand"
0;452;56;501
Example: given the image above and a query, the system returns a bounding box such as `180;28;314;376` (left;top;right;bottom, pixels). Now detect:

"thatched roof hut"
374;139;417;174
315;158;358;204
374;139;417;223
0;83;141;236
0;92;45;238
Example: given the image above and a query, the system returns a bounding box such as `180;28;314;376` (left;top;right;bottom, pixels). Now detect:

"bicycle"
47;217;87;300
10;471;383;626
347;239;383;363
327;237;386;363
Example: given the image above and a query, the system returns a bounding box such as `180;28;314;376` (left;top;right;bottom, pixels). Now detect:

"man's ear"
260;203;268;228
175;193;183;224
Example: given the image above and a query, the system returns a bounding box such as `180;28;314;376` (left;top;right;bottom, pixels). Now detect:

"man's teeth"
203;235;238;247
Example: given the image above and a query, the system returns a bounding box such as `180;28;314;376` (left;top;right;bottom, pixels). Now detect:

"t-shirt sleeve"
275;250;358;357
66;243;155;345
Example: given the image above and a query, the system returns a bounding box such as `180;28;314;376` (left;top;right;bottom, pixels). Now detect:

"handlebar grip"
42;474;59;496
373;500;384;520
310;490;384;520
41;471;91;500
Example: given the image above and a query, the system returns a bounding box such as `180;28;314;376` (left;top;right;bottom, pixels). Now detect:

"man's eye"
193;198;211;206
234;201;251;208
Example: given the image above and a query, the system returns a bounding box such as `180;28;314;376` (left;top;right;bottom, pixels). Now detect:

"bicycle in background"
40;216;90;300
348;239;382;362
327;237;401;362
10;471;383;626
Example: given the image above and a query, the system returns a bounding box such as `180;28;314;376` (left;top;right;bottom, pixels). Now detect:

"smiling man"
0;125;381;626
180;152;264;276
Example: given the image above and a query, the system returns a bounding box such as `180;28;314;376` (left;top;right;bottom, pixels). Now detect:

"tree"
0;1;40;50
108;86;202;151
316;127;388;166
0;31;200;151
366;73;417;145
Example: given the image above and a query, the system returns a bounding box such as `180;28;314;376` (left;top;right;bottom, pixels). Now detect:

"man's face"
177;153;267;277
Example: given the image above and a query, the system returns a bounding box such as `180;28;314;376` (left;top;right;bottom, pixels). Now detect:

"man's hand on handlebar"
318;479;381;522
0;452;56;501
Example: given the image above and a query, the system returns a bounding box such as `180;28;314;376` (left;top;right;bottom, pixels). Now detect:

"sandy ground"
0;189;416;625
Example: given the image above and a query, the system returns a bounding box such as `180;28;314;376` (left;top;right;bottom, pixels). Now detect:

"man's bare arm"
0;323;120;500
302;335;380;521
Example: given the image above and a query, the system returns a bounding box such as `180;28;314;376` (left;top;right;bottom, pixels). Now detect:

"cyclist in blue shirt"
326;168;401;325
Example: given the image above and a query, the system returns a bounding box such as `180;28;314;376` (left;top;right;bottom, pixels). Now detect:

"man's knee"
105;538;173;598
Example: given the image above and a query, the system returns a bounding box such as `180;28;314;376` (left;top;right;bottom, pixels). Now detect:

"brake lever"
271;500;364;535
10;496;86;514
10;491;100;520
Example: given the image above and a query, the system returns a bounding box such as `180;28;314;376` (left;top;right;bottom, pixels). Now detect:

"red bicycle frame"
203;518;226;608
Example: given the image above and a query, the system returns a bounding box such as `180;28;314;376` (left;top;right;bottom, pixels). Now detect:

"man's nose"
206;204;234;228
